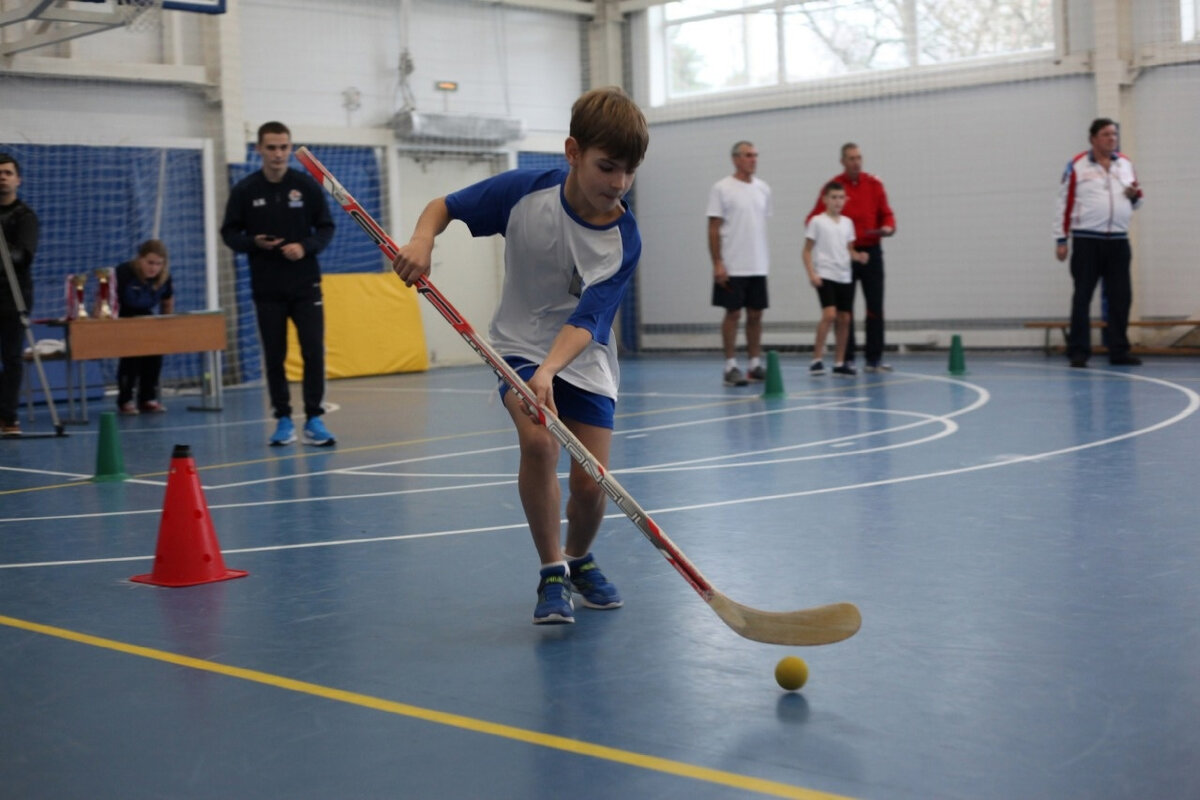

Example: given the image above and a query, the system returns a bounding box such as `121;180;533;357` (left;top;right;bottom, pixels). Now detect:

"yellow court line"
0;614;856;800
0;478;95;496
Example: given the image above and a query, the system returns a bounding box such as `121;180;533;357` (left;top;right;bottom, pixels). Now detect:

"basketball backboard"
78;1;227;11
161;0;226;12
0;0;226;56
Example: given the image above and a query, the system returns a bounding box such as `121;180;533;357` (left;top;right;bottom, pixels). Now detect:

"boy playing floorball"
391;87;650;625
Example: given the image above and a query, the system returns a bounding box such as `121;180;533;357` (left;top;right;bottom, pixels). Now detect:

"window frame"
652;0;1062;104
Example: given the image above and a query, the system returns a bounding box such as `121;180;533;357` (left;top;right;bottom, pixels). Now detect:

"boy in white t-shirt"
803;182;868;376
391;88;649;627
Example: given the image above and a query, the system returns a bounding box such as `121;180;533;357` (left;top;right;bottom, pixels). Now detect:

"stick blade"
707;592;861;646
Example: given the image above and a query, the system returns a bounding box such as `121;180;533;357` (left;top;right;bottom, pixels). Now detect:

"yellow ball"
774;656;808;691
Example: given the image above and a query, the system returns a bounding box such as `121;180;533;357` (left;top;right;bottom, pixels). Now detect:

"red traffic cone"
131;445;248;587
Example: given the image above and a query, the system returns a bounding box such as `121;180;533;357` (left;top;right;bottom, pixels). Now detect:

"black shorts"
815;279;854;312
712;275;769;311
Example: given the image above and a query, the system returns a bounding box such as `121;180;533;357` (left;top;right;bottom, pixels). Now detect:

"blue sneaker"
533;565;574;624
268;417;296;447
303;416;336;447
566;553;623;609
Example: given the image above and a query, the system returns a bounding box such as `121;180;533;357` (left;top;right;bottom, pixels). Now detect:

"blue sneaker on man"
533;564;574;624
303;416;336;447
566;552;623;609
268;417;296;447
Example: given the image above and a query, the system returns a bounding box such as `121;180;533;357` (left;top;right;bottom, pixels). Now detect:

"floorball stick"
295;146;860;646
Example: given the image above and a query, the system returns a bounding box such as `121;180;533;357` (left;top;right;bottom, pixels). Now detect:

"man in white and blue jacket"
1054;117;1144;368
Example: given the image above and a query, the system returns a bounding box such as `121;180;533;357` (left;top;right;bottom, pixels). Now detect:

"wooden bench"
1024;320;1200;356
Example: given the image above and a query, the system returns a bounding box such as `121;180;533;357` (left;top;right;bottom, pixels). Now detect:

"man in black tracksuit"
0;153;40;437
222;122;336;447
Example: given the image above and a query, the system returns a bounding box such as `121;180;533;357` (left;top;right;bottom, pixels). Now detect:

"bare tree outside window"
917;0;1053;64
661;0;1056;100
667;10;779;96
784;0;908;81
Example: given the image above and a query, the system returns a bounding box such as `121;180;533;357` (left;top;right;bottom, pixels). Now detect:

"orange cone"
131;445;248;587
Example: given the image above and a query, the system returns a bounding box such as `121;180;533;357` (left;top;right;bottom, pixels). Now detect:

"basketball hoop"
120;0;163;32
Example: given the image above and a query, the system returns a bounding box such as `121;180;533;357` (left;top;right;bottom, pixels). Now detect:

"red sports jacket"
806;172;896;248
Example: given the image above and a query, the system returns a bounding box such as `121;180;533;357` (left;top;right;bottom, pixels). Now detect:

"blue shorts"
498;357;616;429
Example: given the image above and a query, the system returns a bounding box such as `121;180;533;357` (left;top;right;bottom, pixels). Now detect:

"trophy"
67;273;89;319
93;268;115;319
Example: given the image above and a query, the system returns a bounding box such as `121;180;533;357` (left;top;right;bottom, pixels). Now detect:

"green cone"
93;411;130;482
763;350;786;399
948;334;967;376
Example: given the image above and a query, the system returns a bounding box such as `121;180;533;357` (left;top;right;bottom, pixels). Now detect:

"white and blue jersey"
445;168;640;400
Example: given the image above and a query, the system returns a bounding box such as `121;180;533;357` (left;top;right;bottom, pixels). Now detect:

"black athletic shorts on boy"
815;279;854;312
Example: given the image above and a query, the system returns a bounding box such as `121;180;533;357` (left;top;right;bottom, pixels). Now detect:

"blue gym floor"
2;352;1198;800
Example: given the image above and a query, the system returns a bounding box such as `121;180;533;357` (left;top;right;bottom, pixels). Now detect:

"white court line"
332;386;494;395
0;477;517;528
2;371;1195;570
205;443;521;490
352;406;960;479
624;374;989;471
334;384;762;401
204;399;863;489
314;375;977;478
335;470;531;479
0;467;164;487
47;416;283;438
627;408;958;472
0;465;92;479
1;521;534;569
633;369;1198;515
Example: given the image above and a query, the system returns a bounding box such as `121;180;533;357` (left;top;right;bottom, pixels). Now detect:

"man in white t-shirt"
803;181;867;377
707;141;772;387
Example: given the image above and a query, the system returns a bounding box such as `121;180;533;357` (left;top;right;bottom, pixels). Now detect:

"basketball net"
121;0;163;33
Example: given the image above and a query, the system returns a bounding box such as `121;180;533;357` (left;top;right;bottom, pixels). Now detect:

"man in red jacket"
807;143;895;371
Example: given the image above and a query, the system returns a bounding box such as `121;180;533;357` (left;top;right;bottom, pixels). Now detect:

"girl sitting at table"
115;239;174;414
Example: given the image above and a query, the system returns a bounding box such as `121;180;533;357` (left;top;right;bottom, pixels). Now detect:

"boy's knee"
521;429;560;464
569;475;606;508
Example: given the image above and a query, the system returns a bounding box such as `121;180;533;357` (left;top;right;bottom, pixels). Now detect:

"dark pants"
0;310;23;425
117;355;163;406
255;292;326;420
1069;237;1131;361
845;245;885;364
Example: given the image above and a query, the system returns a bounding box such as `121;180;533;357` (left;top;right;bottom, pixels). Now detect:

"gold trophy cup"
93;268;115;319
69;273;89;319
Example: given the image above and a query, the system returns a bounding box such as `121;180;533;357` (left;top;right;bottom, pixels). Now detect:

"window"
669;9;778;95
782;1;908;81
655;0;1055;102
1184;0;1198;42
916;1;1054;64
